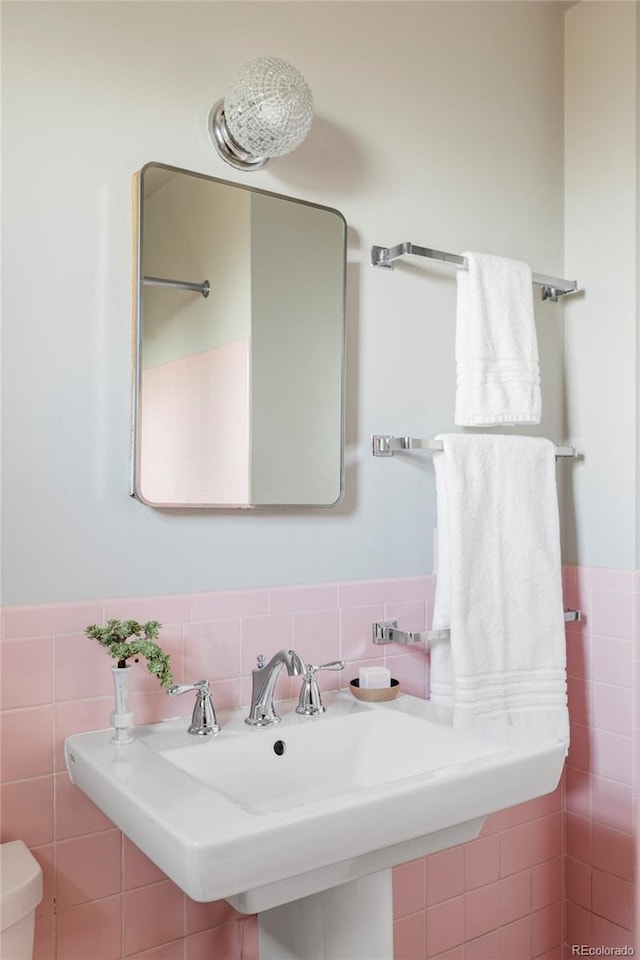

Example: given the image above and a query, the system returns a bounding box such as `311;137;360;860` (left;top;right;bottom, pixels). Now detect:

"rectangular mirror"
131;162;346;508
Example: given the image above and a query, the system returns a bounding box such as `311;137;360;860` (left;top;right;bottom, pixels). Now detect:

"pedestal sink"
65;691;565;959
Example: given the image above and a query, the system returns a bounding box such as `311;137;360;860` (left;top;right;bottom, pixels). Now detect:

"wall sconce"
207;57;314;172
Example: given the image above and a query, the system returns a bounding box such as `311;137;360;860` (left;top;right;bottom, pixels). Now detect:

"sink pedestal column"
258;869;393;960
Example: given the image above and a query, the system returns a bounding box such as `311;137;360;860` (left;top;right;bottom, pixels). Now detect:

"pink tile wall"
563;566;638;958
2;569;627;960
635;570;640;958
140;338;251;505
393;791;564;960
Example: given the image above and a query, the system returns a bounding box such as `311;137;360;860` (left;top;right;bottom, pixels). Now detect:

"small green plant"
85;619;173;688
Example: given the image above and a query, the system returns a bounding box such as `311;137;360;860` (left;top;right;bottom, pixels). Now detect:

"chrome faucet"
167;679;220;736
245;649;305;726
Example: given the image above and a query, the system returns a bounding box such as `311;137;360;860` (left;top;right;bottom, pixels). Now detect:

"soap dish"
349;679;400;702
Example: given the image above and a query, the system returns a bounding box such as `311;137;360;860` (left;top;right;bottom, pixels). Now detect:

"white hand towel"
455;252;541;426
431;434;568;748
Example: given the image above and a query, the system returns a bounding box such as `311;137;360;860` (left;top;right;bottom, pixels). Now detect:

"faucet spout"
245;649;305;727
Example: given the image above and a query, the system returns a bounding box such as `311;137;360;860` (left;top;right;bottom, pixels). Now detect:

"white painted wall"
2;1;565;604
564;1;638;569
637;5;640;567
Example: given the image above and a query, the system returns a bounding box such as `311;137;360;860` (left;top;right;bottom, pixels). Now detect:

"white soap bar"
359;666;391;689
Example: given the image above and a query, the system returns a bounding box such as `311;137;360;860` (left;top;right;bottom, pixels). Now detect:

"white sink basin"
65;691;564;913
158;699;503;815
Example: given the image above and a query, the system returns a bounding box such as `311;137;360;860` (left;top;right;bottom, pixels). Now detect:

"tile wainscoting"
0;569;636;959
562;567;639;958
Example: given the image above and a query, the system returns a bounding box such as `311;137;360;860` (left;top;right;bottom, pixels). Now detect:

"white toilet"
0;841;43;960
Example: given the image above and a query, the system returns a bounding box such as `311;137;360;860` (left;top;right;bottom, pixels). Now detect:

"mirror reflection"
132;163;346;507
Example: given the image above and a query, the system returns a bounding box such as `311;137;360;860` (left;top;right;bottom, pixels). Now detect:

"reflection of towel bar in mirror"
373;610;581;646
372;435;580;459
143;275;210;298
370;242;578;301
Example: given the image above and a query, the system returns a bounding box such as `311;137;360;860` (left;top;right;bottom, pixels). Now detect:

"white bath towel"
455;252;541;426
430;434;568;748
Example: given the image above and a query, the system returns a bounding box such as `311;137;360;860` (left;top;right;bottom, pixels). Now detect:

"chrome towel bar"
372;435;579;459
143;276;210;298
373;610;581;647
370;242;578;301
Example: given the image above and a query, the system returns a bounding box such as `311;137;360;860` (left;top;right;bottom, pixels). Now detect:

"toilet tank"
0;841;43;960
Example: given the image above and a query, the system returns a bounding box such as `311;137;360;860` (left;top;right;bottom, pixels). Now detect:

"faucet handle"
295;660;345;717
312;660;345;674
168;679;210;697
167;679;220;737
256;654;266;669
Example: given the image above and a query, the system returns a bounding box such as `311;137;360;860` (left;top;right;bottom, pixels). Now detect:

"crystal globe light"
208;58;314;171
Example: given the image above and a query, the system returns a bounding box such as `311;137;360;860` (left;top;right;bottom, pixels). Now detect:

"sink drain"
273;740;286;756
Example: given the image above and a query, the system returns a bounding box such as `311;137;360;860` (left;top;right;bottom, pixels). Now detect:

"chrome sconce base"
207;100;268;172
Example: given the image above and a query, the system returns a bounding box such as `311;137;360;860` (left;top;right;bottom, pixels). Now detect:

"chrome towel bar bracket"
370;242;578;302
373;610;581;647
372;435;580;459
